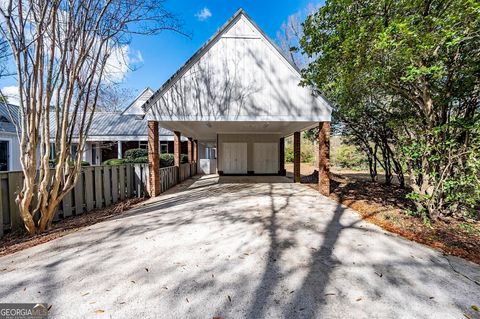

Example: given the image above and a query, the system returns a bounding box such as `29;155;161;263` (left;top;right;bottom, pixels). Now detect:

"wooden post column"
187;138;193;163
187;137;193;176
318;122;331;196
293;132;301;183
174;131;181;172
279;137;286;176
193;140;198;163
147;121;160;197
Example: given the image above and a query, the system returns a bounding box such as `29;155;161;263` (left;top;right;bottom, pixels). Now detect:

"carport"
143;9;332;197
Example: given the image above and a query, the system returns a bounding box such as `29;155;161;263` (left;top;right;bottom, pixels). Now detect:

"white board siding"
253;143;278;174
147;12;331;122
222;143;247;174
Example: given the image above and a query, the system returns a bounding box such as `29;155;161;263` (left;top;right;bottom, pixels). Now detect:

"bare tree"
96;84;135;112
276;4;319;69
0;0;181;234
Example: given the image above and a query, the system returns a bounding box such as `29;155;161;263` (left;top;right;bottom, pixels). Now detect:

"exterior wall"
0;132;21;171
148;14;331;123
217;133;280;173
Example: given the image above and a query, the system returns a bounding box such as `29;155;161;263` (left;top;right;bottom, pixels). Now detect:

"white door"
253;143;278;174
222;143;247;174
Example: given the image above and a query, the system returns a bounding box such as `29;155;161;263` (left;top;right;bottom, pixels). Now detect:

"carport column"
279;137;286;176
193;140;198;162
193;139;198;175
147;121;160;197
174;131;181;179
318;122;331;196
293;131;301;183
187;137;193;176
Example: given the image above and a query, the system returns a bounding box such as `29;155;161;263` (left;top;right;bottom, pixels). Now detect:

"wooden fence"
0;163;148;238
160;161;198;191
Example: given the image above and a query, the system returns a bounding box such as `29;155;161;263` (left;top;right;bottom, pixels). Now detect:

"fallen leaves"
227;295;232;302
94;309;105;314
472;305;479;312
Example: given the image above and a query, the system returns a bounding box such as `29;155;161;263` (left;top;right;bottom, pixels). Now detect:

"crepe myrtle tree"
0;0;181;234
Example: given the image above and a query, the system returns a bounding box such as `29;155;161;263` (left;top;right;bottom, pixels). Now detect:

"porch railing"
0;163;148;238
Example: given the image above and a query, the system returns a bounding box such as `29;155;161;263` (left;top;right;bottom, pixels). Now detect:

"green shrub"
160;153;174;167
127;156;148;164
285;146;294;163
124;148;148;159
67;160;90;167
102;159;126;166
181;154;189;164
332;144;367;170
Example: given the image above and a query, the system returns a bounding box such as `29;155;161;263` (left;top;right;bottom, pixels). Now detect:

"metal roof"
0;104;19;133
0;103;172;137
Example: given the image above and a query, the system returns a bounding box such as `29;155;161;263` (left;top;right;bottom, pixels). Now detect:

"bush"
331;144;367;170
102;159;126;166
124;148;148;159
181;154;189;164
66;160;90;167
127;156;148;164
285;146;294;163
160;153;174;167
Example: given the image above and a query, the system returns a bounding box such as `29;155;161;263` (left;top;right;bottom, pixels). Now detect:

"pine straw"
315;173;480;265
0;197;145;257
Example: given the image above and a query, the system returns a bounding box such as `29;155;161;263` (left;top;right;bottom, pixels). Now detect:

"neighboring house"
0;104;21;171
0;88;188;169
81;87;182;165
144;9;332;195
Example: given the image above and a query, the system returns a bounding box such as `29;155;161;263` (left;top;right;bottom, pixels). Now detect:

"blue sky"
0;1;322;106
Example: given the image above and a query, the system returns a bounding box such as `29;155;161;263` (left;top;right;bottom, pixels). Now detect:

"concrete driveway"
0;175;479;319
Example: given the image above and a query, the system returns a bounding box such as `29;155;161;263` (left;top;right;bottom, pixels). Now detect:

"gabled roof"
0;104;19;134
122;87;154;115
143;8;304;112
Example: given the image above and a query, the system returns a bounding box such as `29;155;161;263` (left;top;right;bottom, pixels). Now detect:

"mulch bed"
0;197;145;257
303;171;480;265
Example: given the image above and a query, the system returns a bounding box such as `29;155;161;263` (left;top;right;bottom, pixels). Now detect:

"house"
0;89;188;169
143;9;332;196
80;87;184;165
0;104;21;171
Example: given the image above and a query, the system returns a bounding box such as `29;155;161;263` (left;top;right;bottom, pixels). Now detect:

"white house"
144;9;332;196
0;104;21;171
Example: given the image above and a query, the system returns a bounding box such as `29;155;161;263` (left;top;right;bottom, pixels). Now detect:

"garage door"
253;143;278;174
222;143;247;174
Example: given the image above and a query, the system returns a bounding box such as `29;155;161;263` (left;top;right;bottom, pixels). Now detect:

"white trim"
147;114;331;122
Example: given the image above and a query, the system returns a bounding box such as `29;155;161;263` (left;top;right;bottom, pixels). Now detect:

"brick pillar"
147;121;160;197
279;137;286;176
174;131;181;168
187;138;193;163
318;122;331;196
193;140;198;162
293;131;301;183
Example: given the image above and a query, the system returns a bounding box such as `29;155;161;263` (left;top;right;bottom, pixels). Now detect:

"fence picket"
74;172;84;215
111;166;119;203
8;172;23;230
94;166;103;209
84;167;94;211
119;165;126;200
103;166;112;206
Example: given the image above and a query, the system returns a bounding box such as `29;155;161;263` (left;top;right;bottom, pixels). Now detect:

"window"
139;141;148;150
71;143;78;157
49;143;56;161
0;140;8;171
160;142;168;154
